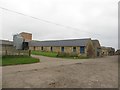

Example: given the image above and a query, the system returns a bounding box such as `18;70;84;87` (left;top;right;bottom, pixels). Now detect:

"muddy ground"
2;55;118;88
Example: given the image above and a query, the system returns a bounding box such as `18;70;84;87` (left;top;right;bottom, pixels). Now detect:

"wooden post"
29;50;31;56
5;50;7;55
18;50;20;56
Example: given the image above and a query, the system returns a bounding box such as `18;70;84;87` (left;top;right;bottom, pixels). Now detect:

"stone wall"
52;47;61;52
29;46;34;50
101;49;108;56
92;40;101;57
2;44;30;56
86;40;96;57
29;46;88;56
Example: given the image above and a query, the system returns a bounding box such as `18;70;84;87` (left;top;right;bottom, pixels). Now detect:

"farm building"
101;46;108;56
19;32;32;42
0;40;13;55
115;49;120;55
2;32;116;58
101;46;115;56
0;32;32;56
0;39;30;56
92;40;101;57
29;38;101;57
107;47;115;56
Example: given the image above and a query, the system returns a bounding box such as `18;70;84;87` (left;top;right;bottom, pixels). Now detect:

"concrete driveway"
2;55;118;88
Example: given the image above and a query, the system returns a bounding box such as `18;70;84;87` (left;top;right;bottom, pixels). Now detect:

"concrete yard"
2;55;118;88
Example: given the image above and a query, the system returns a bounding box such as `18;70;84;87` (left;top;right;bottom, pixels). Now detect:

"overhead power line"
0;6;101;36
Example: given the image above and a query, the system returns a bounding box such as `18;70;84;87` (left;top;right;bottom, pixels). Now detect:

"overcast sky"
0;0;119;50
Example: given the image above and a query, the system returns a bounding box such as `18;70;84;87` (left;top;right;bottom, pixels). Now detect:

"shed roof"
92;40;101;47
29;38;91;47
0;40;13;45
20;32;32;35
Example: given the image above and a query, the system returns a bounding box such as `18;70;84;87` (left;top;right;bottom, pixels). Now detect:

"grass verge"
31;51;89;59
1;55;40;66
31;51;57;57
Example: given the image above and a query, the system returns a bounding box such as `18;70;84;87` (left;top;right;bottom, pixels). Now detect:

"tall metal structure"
13;34;23;50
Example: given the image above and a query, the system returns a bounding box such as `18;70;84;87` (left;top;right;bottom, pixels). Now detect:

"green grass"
1;55;40;66
31;51;58;57
31;51;89;59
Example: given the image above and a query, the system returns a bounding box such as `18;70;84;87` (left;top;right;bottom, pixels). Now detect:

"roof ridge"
32;38;91;42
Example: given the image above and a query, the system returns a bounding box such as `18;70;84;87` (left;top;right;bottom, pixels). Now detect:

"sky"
0;0;119;50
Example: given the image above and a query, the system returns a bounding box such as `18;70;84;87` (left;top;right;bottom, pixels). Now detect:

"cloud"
0;0;118;50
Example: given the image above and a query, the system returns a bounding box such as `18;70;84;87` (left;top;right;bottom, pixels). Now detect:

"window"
41;47;43;50
80;46;85;53
61;47;64;52
73;47;76;52
51;47;53;51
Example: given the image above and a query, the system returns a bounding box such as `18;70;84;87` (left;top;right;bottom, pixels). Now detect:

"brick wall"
20;32;32;41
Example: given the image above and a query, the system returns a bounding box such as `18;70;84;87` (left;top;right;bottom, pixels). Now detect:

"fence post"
29;50;31;56
5;50;7;55
18;50;20;56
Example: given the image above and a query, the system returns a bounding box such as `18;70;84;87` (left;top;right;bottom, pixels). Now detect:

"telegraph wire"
0;6;101;36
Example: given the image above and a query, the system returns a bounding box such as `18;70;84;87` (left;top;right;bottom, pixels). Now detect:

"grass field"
1;55;40;66
31;51;58;57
